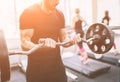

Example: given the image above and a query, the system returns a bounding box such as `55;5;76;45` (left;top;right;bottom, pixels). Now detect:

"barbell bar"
9;37;96;55
0;23;116;81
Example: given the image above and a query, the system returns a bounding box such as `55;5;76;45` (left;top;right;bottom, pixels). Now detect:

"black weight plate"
0;30;10;81
86;23;114;54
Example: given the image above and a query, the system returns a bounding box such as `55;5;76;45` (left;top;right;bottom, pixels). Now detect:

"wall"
97;0;120;26
0;0;19;39
67;0;92;26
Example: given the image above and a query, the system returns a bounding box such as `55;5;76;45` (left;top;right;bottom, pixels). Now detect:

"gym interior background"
0;0;120;82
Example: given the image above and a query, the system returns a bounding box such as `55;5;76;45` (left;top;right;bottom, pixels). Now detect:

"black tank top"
75;19;84;36
75;19;82;31
102;16;110;25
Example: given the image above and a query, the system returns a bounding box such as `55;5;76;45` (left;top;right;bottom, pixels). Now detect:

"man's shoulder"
55;9;64;19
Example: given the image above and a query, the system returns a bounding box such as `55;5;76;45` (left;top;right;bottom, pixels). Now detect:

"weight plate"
86;23;114;54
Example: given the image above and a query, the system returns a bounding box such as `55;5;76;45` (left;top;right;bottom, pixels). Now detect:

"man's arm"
20;29;36;50
20;29;58;51
59;28;81;47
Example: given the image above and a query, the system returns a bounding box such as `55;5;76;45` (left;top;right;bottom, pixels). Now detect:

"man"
19;0;81;82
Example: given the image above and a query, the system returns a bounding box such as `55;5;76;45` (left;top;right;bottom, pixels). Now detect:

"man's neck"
39;2;53;15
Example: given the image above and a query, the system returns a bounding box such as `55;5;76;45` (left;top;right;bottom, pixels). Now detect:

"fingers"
38;38;57;48
38;38;46;44
38;33;82;48
71;33;81;44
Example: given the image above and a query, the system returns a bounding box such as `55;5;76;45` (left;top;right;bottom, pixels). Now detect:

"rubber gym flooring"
5;62;120;82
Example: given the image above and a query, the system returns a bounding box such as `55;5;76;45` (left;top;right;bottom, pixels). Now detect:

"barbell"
0;23;116;81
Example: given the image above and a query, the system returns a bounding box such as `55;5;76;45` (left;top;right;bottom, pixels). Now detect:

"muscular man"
19;0;81;82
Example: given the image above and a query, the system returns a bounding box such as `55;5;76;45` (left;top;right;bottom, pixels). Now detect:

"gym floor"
7;62;120;82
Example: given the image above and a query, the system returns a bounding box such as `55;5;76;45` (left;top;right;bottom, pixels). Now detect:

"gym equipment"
0;29;77;81
63;54;111;78
0;30;10;82
0;23;117;81
87;52;120;65
86;23;114;54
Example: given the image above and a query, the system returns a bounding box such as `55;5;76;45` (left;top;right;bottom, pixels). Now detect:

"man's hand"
71;33;81;44
38;38;57;48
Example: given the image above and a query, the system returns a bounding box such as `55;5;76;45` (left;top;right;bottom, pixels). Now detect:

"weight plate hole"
101;45;106;52
94;45;98;51
105;38;110;44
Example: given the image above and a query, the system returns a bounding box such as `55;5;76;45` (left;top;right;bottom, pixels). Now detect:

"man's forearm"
21;40;36;50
